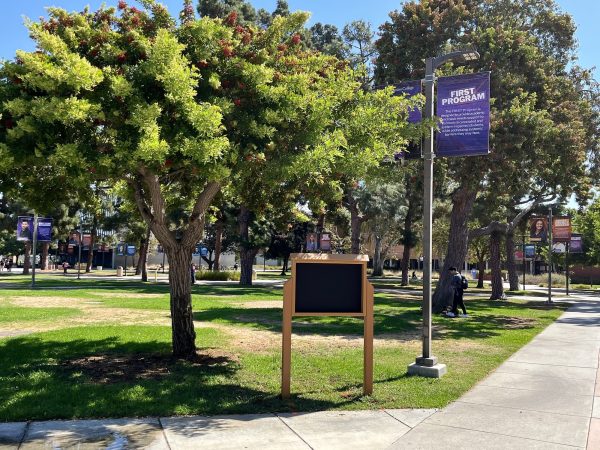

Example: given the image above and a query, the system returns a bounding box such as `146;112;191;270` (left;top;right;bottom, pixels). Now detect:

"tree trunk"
238;206;258;286
400;203;415;286
41;242;49;270
240;247;259;285
432;187;477;312
135;237;145;276
140;226;151;282
400;241;411;286
477;256;486;289
214;220;224;271
203;255;215;271
281;254;289;275
372;235;384;277
347;194;362;254
505;231;520;291
489;231;504;300
86;218;97;273
166;247;196;358
23;241;31;275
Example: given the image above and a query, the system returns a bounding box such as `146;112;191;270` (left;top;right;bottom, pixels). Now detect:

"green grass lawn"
0;279;567;421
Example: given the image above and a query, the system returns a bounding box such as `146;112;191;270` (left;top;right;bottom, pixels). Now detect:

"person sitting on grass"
447;266;468;318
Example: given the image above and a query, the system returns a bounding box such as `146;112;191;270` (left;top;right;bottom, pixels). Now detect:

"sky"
0;1;597;79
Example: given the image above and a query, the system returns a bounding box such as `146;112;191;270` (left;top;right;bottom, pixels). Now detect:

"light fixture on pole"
407;49;480;378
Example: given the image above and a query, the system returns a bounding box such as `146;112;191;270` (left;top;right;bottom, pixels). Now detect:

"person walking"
448;266;468;317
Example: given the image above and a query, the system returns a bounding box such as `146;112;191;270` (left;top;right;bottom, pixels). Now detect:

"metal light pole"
77;217;83;280
522;233;526;289
566;241;570;296
31;214;38;288
547;207;553;304
408;49;479;378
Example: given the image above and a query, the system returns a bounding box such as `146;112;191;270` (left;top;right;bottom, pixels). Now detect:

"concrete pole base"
407;362;447;378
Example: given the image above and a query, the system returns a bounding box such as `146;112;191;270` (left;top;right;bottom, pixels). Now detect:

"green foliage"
196;269;240;281
573;196;600;265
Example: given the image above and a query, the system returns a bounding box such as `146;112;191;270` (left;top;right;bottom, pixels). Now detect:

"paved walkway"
1;293;599;449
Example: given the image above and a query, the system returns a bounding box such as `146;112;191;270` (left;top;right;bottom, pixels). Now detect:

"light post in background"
31;213;38;288
408;49;480;378
547;206;553;304
77;215;83;280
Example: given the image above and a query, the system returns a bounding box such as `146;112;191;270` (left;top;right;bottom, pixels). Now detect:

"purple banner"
393;80;422;160
436;72;490;157
393;80;422;124
36;218;53;242
17;217;53;242
570;234;583;253
16;216;32;241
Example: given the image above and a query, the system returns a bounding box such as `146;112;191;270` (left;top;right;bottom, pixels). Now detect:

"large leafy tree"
376;0;599;310
0;2;361;357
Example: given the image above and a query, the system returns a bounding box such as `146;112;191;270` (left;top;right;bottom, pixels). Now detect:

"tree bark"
86;218;97;273
238;206;258;286
281;254;289;275
166;247;196;358
505;231;520;291
23;241;31;275
129;169;220;358
201;253;215;271
372;235;384;276
213;219;224;271
477;257;486;288
432;187;477;312
41;242;49;270
489;231;504;300
400;202;415;286
140;226;151;282
347;194;362;254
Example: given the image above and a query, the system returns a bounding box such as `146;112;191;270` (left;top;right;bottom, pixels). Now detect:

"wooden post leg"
282;280;292;399
363;282;374;396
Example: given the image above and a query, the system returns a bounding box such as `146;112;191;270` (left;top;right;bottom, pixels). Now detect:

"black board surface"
295;262;363;314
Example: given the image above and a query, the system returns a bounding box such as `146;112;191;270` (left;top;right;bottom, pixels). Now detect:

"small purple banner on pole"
16;216;32;241
36;218;53;242
393;80;422;124
570;234;583;253
393;80;422;160
436;72;490;157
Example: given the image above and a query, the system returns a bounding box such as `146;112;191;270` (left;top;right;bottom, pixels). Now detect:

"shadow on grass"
0;335;336;421
0;279;281;297
194;296;545;341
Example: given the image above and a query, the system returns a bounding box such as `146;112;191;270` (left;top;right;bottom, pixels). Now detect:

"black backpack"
461;275;469;290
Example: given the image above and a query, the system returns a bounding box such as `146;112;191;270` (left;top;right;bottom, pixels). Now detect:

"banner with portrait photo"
436;72;490;157
306;233;318;252
530;217;548;243
68;231;81;246
16;216;32;241
552;217;571;242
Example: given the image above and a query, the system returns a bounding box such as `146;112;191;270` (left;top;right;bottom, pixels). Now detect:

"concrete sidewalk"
390;294;600;449
1;294;599;449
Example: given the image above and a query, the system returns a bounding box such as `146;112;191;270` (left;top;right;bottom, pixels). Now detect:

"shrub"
525;273;566;287
196;270;240;281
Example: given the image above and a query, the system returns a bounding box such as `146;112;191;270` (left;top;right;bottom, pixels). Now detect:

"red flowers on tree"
118;0;127;10
225;11;238;26
291;34;302;45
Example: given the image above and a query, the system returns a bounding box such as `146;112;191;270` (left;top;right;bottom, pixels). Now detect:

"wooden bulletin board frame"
281;253;374;399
